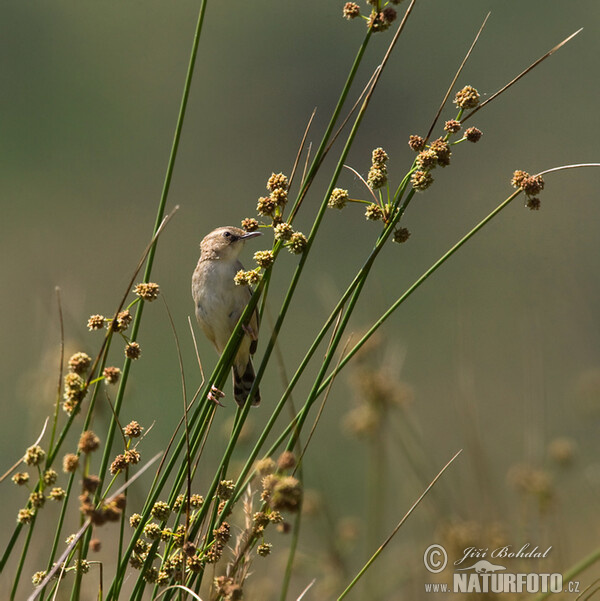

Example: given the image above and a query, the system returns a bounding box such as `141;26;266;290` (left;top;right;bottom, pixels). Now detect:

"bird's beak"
240;231;262;240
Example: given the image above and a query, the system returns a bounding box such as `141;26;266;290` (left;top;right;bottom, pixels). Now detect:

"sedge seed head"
343;2;360;19
411;170;434;191
465;127;482;142
134;282;160;302
454;85;480;109
241;217;259;232
68;352;92;374
328;188;349;210
287;232;307;255
78;431;100;454
408;135;426;152
87;314;105;331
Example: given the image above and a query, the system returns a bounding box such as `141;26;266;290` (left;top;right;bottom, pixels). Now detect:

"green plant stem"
10;513;37;601
279;474;303;601
534;546;600;601
40;470;77;600
104;1;209;599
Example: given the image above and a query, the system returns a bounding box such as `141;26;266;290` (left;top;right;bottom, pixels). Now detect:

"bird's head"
200;226;261;260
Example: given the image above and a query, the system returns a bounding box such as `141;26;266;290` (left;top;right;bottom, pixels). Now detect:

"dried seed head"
256;457;276;476
17;508;35;524
234;269;261;287
63;453;79;473
257;542;272;557
78;431;100;454
274;222;294;241
267;172;288;192
416;149;438;170
90;538;101;552
408;135;426;152
110;454;128;475
152;501;171;521
32;571;47;586
287;232;307;255
114;310;133;332
49;487;66;501
257;196;276;217
269;476;303;513
241;217;259;232
43;469;58;486
64;373;86;400
87;314;105;331
367;165;387;190
24;445;46;466
371;147;389;166
465;127;482;142
342;2;360;19
411;170;434;191
214;521;231;543
124;421;143;438
125;449;141;465
12;472;29;485
454;85;480;109
277;450;296;471
393;227;411;244
521;174;545;196
526;197;541;211
83;475;100;493
511;170;529;189
328;188;349;210
429;138;451;167
68;352;92;374
103;366;121;385
129;513;143;528
270;187;288;207
548;437;576;466
365;203;383;221
143;522;162;540
217;480;235;500
444;119;461;134
190;494;204;508
367;8;396;32
29;491;45;509
254;250;274;268
124;342;142;360
134;282;160;302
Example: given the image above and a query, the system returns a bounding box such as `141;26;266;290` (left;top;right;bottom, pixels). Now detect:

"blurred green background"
2;0;600;598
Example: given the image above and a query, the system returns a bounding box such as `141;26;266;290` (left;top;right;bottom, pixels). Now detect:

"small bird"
192;226;262;406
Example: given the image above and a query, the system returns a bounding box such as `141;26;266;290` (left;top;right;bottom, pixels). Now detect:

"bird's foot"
208;385;226;407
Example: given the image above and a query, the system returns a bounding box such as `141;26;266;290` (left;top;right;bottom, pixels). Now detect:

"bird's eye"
223;231;232;238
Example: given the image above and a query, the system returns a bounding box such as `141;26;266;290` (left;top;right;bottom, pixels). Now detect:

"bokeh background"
1;0;600;598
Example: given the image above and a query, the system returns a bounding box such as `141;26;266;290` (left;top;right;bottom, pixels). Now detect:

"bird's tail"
233;359;260;406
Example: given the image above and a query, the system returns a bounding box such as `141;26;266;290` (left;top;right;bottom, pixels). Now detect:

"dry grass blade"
288;108;317;192
538;162;600;176
463;28;583;122
0;418;49;483
424;12;490;142
337;449;463;600
296;578;317;600
154;584;205;600
343;164;380;204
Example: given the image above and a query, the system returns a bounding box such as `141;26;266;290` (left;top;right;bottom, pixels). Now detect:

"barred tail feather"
233;359;260;406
